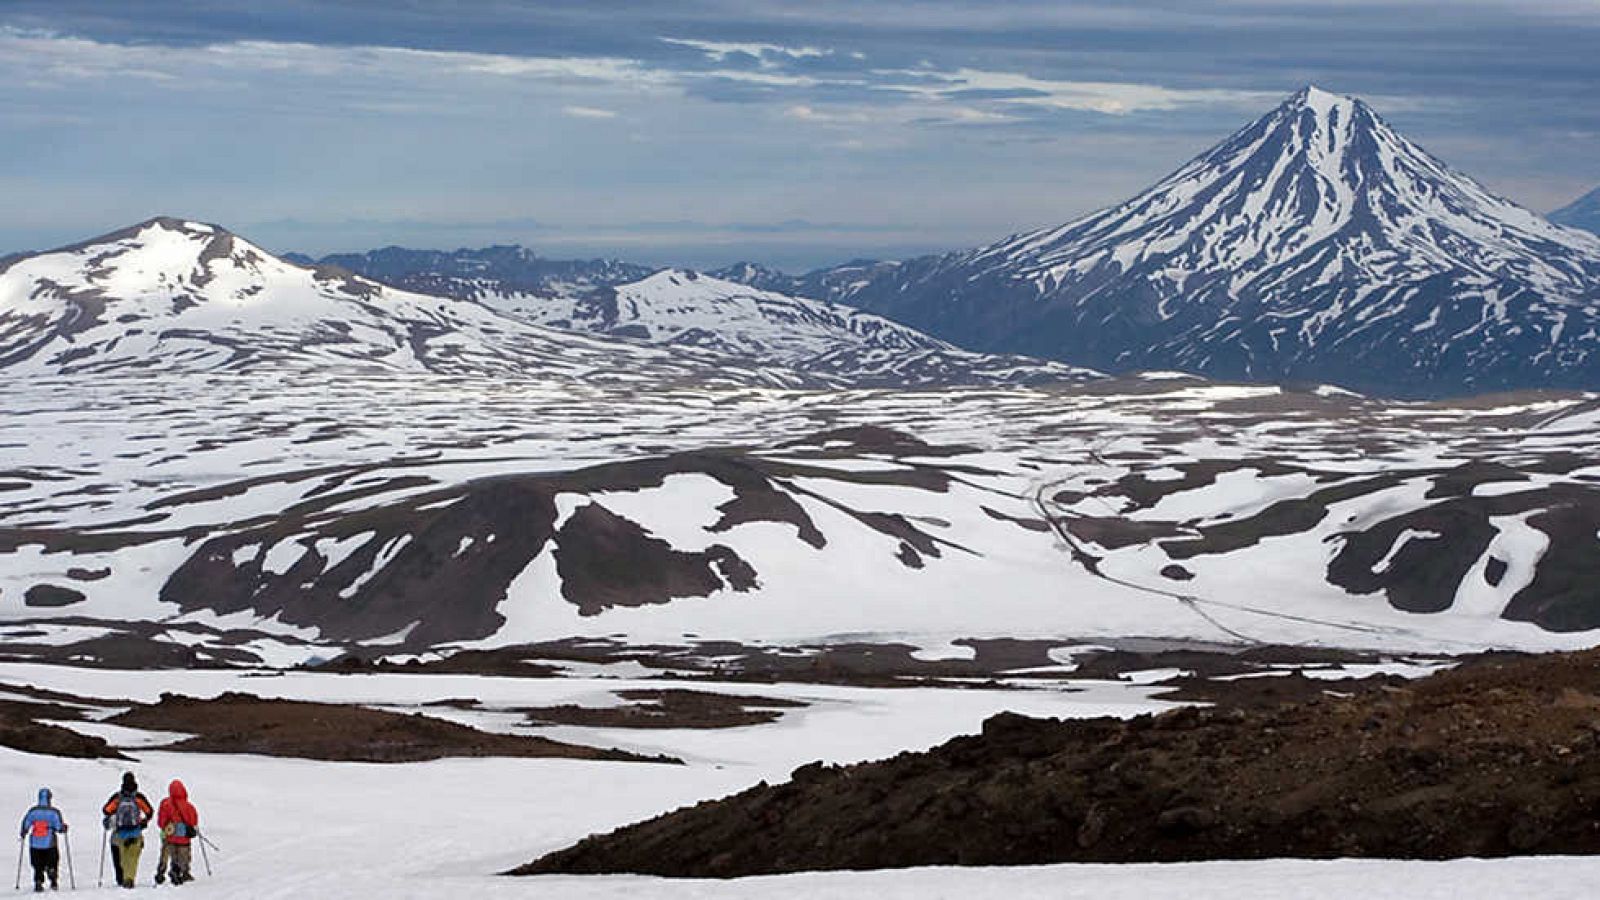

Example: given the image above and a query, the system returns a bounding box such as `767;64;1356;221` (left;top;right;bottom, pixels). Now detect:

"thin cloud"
562;105;619;119
662;37;831;64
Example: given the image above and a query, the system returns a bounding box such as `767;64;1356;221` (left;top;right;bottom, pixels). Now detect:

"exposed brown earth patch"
323;638;1384;691
778;425;975;458
525;689;806;730
0;699;126;760
321;650;563;679
517;648;1600;877
0;618;294;669
109;692;676;764
23;584;86;607
555;504;757;616
1151;671;1406;709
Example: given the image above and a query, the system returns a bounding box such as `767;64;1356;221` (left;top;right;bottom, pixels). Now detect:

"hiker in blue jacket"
18;788;68;892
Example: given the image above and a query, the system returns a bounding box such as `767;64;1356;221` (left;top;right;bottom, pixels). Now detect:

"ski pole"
96;831;106;888
196;835;212;878
62;831;75;890
197;833;220;853
13;835;21;891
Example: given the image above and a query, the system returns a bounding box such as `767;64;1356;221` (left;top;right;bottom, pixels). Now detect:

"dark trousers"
29;846;59;887
158;842;192;883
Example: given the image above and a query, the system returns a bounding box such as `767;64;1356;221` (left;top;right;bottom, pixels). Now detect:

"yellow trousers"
110;834;143;887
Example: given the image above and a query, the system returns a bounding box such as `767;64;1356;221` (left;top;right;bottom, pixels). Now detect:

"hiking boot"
155;872;165;885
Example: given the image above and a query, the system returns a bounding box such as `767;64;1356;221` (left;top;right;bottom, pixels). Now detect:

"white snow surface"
1;663;1596;898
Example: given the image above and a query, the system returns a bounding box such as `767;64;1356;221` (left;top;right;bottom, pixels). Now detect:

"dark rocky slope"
518;648;1600;877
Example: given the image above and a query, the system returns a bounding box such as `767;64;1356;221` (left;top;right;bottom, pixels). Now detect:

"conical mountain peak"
1286;84;1358;110
795;89;1600;396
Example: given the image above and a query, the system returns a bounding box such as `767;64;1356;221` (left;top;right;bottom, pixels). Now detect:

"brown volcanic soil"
525;689;806;730
517;648;1600;877
110;692;675;764
0;699;126;760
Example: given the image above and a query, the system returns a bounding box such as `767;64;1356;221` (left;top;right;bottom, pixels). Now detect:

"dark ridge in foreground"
516;649;1600;877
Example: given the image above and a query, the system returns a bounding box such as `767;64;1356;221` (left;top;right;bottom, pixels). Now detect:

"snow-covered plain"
1;368;1596;660
4;663;1597;899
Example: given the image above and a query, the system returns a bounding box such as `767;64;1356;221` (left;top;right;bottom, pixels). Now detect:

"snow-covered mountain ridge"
727;87;1600;397
474;268;1096;387
0;218;1092;388
0;217;726;383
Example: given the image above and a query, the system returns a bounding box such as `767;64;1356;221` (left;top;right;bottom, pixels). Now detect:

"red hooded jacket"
156;780;198;845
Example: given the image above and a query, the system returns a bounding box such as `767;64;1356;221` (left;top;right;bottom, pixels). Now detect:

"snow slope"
482;268;1097;387
500;268;944;359
741;87;1600;397
2;663;1599;898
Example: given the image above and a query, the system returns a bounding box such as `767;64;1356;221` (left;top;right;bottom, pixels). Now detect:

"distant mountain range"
1551;186;1600;236
283;245;654;300
0;217;1092;388
717;87;1600;398
294;88;1600;399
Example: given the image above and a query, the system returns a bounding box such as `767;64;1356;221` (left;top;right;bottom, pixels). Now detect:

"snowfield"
2;662;1598;898
0;659;1581;898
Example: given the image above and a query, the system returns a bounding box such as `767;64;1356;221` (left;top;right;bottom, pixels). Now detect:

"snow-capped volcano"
762;87;1600;397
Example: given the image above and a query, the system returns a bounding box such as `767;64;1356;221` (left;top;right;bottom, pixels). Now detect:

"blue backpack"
114;795;142;832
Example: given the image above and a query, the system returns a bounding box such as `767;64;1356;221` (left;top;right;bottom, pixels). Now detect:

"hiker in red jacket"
154;780;200;886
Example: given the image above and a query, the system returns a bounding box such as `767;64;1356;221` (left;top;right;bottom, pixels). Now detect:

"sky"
2;1;1597;270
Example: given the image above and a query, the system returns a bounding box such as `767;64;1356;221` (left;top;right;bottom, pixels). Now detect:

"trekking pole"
196;835;212;878
13;835;21;891
197;833;220;853
96;831;106;888
62;831;75;890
